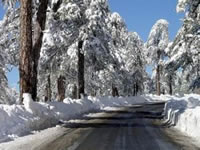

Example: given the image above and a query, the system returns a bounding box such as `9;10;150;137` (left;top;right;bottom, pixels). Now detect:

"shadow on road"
63;122;161;129
63;103;166;129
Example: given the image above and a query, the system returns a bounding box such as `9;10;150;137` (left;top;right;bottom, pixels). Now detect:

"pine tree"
165;0;200;93
77;40;85;98
19;0;33;102
146;19;169;95
32;0;49;101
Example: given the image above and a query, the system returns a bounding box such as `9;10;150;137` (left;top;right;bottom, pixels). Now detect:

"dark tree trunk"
133;83;136;96
112;84;115;97
91;90;96;97
32;0;48;101
44;74;51;102
57;75;66;102
112;84;119;97
52;0;62;12
19;0;33;102
115;87;119;97
162;89;165;95
77;40;85;99
72;84;77;99
156;65;161;96
135;83;139;96
169;75;173;95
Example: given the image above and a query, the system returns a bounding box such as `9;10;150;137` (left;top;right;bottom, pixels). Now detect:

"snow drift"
0;95;146;143
145;94;200;143
1;94;200;145
163;94;200;142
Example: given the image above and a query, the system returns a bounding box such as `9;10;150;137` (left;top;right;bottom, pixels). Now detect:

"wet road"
36;102;199;150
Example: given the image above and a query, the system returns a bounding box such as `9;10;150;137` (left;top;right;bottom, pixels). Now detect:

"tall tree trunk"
91;90;96;97
162;89;165;95
57;75;66;102
169;75;173;95
112;84;119;97
44;74;51;102
115;87;119;97
133;83;135;96
32;0;48;101
112;84;115;97
77;40;85;99
156;65;161;96
72;84;77;99
19;0;33;102
136;83;139;96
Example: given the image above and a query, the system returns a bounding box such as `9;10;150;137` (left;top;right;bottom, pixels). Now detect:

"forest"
0;0;200;149
0;0;199;104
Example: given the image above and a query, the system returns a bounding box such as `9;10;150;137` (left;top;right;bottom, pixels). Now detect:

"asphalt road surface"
34;102;200;150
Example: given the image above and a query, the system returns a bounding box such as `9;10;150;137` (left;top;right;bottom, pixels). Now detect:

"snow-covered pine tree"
39;0;118;98
165;0;200;93
0;1;20;104
0;0;149;101
104;12;128;96
146;19;169;95
124;32;146;96
32;0;49;101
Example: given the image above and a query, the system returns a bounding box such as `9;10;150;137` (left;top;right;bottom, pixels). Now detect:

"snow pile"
88;96;147;110
0;95;145;143
163;94;200;141
2;93;200;144
146;94;200;142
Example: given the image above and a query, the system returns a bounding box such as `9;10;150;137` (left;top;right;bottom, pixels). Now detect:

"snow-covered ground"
0;93;200;146
0;94;147;144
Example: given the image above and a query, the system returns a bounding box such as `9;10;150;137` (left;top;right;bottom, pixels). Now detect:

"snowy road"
1;102;199;150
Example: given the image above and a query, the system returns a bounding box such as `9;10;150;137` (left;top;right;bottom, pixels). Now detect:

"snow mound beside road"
0;95;145;143
163;94;200;142
2;94;199;145
145;94;200;144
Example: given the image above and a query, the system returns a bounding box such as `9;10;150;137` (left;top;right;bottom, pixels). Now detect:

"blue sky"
108;0;184;41
1;1;184;89
0;3;5;19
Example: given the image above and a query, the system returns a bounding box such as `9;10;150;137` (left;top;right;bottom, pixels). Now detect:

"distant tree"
38;0;148;97
44;74;51;102
57;75;65;101
124;32;146;95
77;40;85;98
146;19;169;95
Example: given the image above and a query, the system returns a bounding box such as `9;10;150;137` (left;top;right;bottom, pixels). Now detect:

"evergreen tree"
166;0;200;93
19;0;33;101
146;19;169;95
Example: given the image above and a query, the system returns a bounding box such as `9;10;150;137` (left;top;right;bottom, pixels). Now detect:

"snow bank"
0;95;145;143
146;94;200;143
3;93;199;144
164;94;200;141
